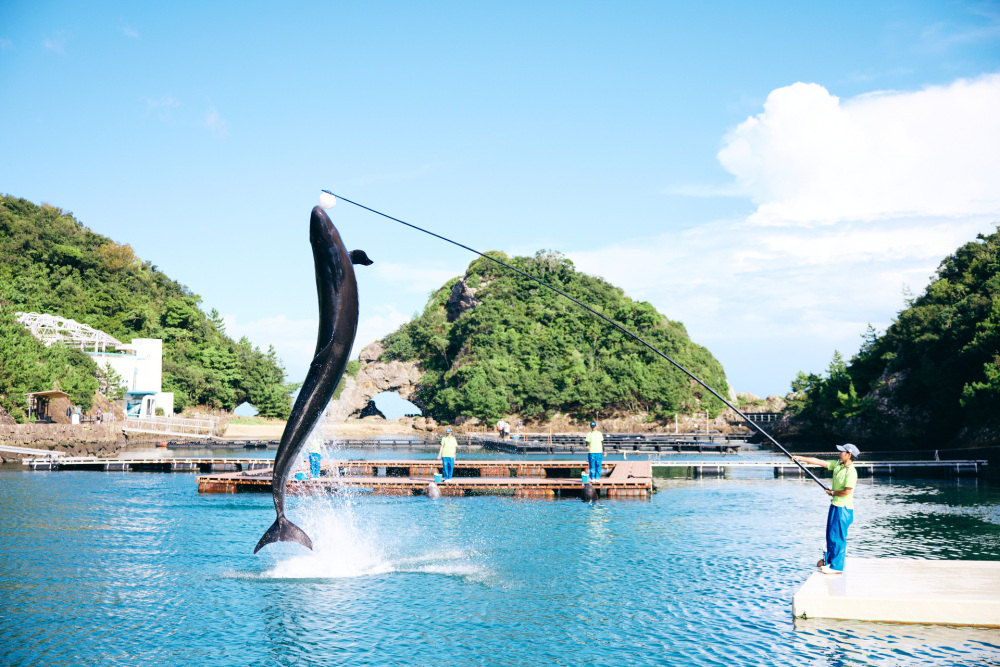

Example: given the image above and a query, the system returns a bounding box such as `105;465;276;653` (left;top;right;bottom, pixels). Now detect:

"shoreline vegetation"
1;193;997;453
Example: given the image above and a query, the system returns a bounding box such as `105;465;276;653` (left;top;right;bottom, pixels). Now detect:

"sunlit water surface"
1;453;999;666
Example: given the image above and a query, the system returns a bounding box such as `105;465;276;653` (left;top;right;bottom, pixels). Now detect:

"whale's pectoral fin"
349;249;373;266
253;516;314;554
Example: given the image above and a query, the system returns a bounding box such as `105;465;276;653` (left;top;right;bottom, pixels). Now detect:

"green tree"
96;362;127;400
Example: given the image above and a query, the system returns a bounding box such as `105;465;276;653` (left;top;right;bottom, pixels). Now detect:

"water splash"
263;494;392;579
263;408;385;578
257;409;494;582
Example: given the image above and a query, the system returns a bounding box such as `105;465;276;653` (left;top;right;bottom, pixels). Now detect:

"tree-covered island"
376;250;731;424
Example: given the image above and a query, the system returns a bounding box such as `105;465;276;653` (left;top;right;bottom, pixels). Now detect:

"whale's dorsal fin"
350;250;373;266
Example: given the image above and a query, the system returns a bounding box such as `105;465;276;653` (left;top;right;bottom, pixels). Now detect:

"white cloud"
568;216;997;394
354;305;410;353
204;108;228;137
42;32;65;54
0;38;13;51
718;74;1000;226
373;261;459;294
223;306;410;383
573;74;1000;395
144;95;180;121
120;25;140;39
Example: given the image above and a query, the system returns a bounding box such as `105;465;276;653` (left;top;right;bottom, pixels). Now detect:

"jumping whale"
254;206;372;554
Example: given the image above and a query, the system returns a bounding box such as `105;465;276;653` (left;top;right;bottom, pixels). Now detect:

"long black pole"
323;190;829;490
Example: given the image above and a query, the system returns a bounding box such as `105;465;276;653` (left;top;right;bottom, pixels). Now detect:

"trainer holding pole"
792;444;860;574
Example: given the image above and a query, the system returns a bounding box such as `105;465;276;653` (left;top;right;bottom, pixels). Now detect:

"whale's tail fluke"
254;516;314;554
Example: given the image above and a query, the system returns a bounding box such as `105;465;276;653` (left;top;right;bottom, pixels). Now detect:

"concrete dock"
793;558;1000;627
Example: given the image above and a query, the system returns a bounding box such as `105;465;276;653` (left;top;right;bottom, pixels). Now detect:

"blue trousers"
588;452;603;480
825;504;854;571
309;453;321;478
442;457;454;480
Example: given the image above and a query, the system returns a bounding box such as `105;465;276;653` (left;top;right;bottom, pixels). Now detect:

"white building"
16;312;173;418
90;339;174;418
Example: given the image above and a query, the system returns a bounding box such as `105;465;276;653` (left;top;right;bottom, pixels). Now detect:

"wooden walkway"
24;456;272;473
196;459;654;499
23;456;987;478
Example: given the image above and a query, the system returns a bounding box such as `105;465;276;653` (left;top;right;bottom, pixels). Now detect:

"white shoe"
819;565;843;575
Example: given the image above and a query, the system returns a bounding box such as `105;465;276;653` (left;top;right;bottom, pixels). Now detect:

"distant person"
792;444;860;574
307;437;323;479
66;405;72;421
72;405;81;425
439;427;458;480
585;421;604;480
96;406;103;424
496;419;505;440
502;420;510;439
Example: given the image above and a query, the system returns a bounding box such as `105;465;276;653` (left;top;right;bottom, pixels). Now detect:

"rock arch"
327;341;424;421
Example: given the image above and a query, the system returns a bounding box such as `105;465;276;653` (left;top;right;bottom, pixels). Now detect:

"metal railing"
123;416;216;439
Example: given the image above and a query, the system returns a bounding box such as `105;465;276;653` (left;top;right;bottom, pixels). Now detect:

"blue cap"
837;443;860;458
445;427;452;433
590;421;597;428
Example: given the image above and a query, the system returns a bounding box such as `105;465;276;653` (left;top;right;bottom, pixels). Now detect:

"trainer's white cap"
837;443;860;458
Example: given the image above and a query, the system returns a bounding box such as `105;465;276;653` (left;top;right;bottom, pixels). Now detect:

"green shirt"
439;435;458;458
308;438;322;455
827;460;858;509
585;430;604;454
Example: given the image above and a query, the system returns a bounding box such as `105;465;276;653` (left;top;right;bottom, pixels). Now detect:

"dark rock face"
845;370;933;444
446;278;481;322
358;399;386;419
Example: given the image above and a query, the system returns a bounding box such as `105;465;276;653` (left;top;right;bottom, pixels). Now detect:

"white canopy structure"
15;312;124;354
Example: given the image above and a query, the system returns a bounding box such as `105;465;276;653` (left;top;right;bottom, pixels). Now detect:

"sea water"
1;454;998;666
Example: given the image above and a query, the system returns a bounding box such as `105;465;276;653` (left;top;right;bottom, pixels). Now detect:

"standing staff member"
792;444;860;574
438;427;458;481
585;421;604;480
307;437;323;479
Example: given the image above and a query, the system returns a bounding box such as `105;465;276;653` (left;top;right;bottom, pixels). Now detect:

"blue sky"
2;1;999;400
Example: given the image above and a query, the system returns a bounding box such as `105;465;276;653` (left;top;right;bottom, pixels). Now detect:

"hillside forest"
379;250;731;423
0;195;292;421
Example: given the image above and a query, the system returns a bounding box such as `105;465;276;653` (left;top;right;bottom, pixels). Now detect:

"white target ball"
319;192;337;209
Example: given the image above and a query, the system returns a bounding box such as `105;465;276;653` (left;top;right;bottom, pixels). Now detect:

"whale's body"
254;206;371;554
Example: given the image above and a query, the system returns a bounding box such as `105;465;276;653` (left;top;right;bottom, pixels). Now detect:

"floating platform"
196;459;654;499
793;558;1000;627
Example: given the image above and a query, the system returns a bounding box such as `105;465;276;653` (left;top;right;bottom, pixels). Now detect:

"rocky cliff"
327;341;423;421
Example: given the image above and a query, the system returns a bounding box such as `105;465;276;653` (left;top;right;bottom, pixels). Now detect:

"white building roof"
15;312;124;354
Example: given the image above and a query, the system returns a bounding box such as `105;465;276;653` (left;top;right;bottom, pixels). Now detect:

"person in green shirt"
585;421;604;480
438;427;458;480
792;443;860;574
